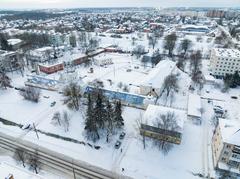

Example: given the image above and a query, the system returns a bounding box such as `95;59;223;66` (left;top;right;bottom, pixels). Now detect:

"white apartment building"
210;48;240;77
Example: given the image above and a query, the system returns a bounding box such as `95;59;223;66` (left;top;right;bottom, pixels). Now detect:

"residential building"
210;48;240;77
206;10;226;18
7;38;23;50
0;50;23;72
139;60;176;97
140;104;185;145
177;25;210;35
212;118;240;177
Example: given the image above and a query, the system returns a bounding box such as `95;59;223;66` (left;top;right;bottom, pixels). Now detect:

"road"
0;131;132;179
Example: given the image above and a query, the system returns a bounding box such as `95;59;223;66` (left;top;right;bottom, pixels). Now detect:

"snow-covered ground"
1;27;238;179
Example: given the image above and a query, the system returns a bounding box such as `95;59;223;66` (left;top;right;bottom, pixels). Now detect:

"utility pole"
33;123;39;140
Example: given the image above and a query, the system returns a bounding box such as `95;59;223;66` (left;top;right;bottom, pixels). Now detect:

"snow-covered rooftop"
143;104;186;132
7;38;22;46
140;60;176;88
219;118;240;146
187;93;201;118
213;48;240;59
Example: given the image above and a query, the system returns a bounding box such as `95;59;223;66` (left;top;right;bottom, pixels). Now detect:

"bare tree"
51;111;61;126
164;33;177;57
28;152;41;174
0;69;11;89
132;45;145;59
180;39;191;55
151;49;161;67
62;111;70;132
148;34;158;49
69;34;77;48
153;112;181;154
19;86;41;103
190;50;204;86
63;83;82;111
14;148;27;168
161;74;179;99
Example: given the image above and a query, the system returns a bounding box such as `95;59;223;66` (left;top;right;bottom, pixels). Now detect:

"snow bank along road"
0;131;132;179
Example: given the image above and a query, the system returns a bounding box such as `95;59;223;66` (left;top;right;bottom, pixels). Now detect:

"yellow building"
140;104;185;145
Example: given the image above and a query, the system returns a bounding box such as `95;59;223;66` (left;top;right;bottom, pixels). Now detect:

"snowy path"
201;98;215;178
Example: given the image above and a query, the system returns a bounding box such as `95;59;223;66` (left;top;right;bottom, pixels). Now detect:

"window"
232;154;240;159
224;151;229;155
228;160;240;168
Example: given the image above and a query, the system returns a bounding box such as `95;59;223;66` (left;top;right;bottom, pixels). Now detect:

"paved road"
0;131;132;179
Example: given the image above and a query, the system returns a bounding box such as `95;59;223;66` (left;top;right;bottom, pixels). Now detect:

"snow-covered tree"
14;148;27;168
113;101;124;128
153;112;180;154
85;94;99;142
63;83;82;111
0;70;11;89
19;86;41;103
51;112;61;126
164;33;177;57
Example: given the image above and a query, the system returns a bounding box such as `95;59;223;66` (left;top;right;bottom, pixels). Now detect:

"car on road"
21;124;32;130
50;101;56;107
119;132;126;140
231;96;238;99
115;140;121;149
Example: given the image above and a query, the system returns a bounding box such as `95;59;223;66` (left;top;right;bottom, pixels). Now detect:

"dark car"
119;132;126;140
115;140;121;149
50;101;56;107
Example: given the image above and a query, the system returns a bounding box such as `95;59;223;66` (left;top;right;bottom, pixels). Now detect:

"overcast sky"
0;0;239;9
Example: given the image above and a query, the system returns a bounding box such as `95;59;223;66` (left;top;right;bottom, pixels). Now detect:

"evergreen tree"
105;100;114;142
114;101;124;128
0;33;12;51
232;71;240;87
85;94;99;142
94;92;106;129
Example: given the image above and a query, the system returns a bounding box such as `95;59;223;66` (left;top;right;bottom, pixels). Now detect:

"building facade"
212;119;240;177
210;48;240;77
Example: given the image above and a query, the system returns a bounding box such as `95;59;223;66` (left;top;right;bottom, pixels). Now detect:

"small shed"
187;93;202;124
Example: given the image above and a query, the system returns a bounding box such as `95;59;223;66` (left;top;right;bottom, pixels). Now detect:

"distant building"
7;39;23;50
187;93;202;125
140;104;185;145
177;25;210;34
26;46;54;68
207;10;226;18
139;60;176;97
210;48;240;77
212;118;240;177
0;50;23;72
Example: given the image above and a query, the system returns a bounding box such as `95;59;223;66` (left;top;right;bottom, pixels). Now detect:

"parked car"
119;132;126;140
231;96;238;99
43;96;50;99
213;105;223;111
115;140;122;149
50;101;56;107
